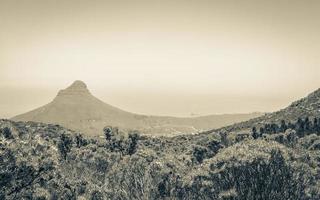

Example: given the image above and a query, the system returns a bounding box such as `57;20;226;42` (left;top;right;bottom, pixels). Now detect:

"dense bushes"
103;126;140;156
90;190;104;200
58;133;73;160
193;146;207;163
252;116;320;140
127;132;139;155
0;147;41;198
192;138;224;164
182;141;313;200
1;127;14;139
1;120;319;199
75;133;88;147
0;148;16;192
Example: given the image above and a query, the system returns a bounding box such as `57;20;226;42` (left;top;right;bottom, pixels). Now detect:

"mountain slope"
12;81;141;135
207;88;320;133
12;80;262;136
4;86;320;199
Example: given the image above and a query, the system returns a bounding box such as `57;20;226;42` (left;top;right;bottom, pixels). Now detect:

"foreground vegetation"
1;117;320;200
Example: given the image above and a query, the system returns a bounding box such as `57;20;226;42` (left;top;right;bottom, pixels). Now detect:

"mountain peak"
57;80;91;96
68;80;88;90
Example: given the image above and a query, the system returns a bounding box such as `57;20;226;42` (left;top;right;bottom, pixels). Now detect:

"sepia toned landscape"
1;0;320;200
12;80;262;137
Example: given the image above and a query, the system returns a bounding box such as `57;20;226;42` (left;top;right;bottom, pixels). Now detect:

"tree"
75;134;87;147
287;122;295;130
252;127;258;139
312;117;319;133
103;126;113;141
271;123;279;134
90;190;103;200
286;129;297;146
296;118;305;137
264;124;271;134
207;139;223;155
193;146;207;164
103;126;120;141
127;132;139;155
280;120;287;133
270;149;286;167
2;127;14;139
219;131;229;146
58;133;73;160
304;117;311;134
315;117;320;133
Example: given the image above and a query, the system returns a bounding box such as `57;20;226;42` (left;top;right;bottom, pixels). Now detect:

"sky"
1;0;320;118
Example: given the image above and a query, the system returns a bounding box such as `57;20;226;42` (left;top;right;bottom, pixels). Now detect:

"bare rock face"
57;80;91;96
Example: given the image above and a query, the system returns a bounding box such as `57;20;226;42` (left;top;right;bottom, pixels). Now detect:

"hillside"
3;87;320;199
1;116;319;199
12;80;262;136
205;88;320;134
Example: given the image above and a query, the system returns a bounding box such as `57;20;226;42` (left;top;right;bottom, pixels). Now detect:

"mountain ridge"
12;80;262;136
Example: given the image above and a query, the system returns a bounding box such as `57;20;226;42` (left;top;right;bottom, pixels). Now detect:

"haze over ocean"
1;0;320;117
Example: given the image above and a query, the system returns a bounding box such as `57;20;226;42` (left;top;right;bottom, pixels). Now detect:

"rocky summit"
57;80;91;96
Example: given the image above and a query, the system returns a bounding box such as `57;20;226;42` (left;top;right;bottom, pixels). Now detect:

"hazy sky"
1;0;320;118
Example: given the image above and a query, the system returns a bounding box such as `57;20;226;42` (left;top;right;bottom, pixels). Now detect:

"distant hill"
12;80;262;136
207;88;320;134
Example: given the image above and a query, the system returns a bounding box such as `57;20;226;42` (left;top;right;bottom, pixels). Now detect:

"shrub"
75;134;87;147
58;133;73;160
1;127;14;139
127;132;139;155
193;146;207;164
219;131;229;146
252;127;259;139
103;126;119;141
90;190;104;200
183;141;310;200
